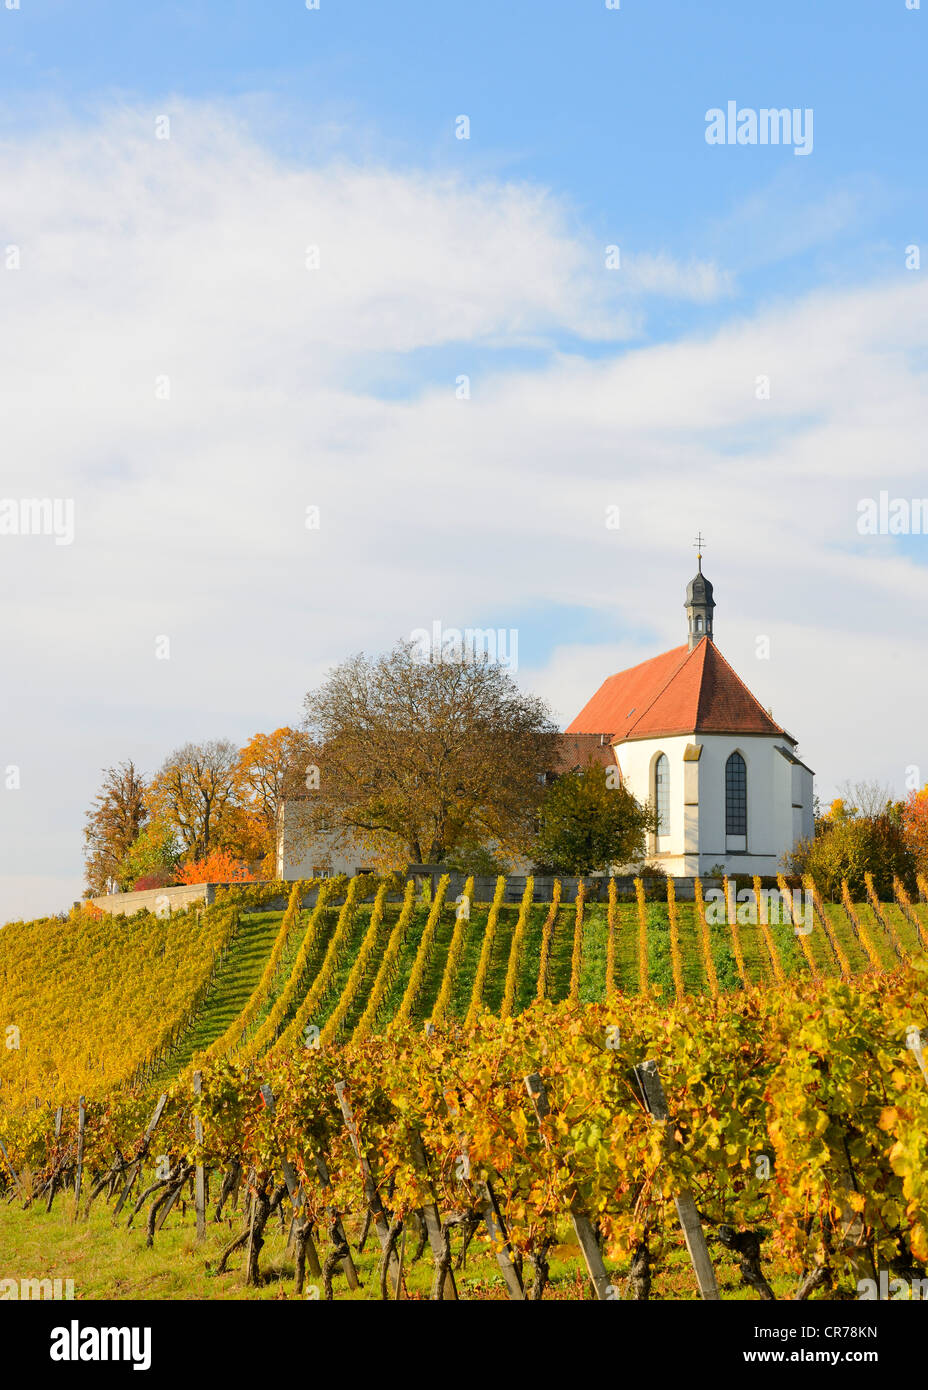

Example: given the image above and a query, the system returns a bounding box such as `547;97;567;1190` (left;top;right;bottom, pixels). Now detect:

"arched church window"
695;616;703;632
725;752;747;836
655;754;669;836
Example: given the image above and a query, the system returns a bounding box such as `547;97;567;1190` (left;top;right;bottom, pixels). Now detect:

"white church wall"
613;734;694;864
800;766;814;841
614;732;811;879
771;745;795;863
697;734;791;876
791;762;814;846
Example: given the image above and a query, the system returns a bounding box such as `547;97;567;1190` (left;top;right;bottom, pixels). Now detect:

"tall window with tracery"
725;751;747;836
655;753;669;837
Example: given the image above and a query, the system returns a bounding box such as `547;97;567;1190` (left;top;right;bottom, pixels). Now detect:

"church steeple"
685;534;715;650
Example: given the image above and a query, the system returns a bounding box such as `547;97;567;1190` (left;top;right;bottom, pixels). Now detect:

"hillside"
0;901;239;1108
3;875;925;1107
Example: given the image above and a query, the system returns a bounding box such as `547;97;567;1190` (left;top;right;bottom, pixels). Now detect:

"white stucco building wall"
614;732;813;877
276;800;374;879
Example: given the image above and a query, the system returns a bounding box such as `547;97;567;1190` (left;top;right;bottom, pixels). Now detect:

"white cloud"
621;251;734;301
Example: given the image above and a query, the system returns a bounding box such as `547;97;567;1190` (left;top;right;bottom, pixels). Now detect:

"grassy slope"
150;911;286;1081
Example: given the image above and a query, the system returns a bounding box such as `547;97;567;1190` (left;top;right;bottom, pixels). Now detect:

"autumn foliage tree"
786;795;916;899
83;761;149;894
301;641;555;865
902;784;928;879
148;740;241;861
235;727;315;867
118;819;180;889
176;849;256;885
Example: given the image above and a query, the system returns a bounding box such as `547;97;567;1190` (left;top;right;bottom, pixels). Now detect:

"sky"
1;0;926;922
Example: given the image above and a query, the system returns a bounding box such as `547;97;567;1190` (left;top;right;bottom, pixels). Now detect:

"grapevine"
392;874;450;1029
432;877;475;1026
535;880;561;1002
465;876;506;1025
500;878;534;1020
567;880;586;1005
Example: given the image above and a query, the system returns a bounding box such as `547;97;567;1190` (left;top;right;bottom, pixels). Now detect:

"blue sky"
1;1;927;920
3;1;924;331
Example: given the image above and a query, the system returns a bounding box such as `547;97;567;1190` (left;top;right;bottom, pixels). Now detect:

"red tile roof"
548;732;618;774
565;638;789;742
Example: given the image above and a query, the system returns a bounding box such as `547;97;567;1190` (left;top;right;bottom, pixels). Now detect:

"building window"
695;615;703;632
655;753;669;836
725;752;747;836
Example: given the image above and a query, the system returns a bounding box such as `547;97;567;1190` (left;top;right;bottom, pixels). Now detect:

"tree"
532;761;655;875
176;849;255;885
902;785;928;879
235;727;315;864
83;761;149;894
785;802;916;900
302;642;555;865
118;819;180;889
148;740;240;860
836;779;894;819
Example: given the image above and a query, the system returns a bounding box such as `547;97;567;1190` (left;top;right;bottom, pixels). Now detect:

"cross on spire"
693;531;707;572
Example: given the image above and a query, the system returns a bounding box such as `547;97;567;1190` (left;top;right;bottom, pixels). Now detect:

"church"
563;551;814;877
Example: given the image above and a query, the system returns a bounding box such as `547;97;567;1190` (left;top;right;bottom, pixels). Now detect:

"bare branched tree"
836;779;895;819
83;761;149;894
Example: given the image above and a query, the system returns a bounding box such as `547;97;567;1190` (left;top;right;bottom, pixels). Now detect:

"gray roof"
685;569;715;607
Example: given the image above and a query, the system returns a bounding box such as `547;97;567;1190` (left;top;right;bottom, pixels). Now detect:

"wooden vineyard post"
523;1072;615;1301
0;1138;22;1200
155;1166;187;1231
45;1106;65;1212
442;1083;524;1299
334;1080;401;1289
112;1093;168;1217
313;1151;360;1291
193;1071;206;1243
480;1178;525;1300
408;1132;458;1300
245;1190;258;1283
907;1026;928;1088
258;1084;321;1278
74;1096;86;1204
632;1060;720;1301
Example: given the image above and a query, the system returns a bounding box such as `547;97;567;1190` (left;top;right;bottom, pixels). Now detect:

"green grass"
0;1181;817;1302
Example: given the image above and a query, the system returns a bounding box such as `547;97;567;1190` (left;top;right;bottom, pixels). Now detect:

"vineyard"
1;872;928;1300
